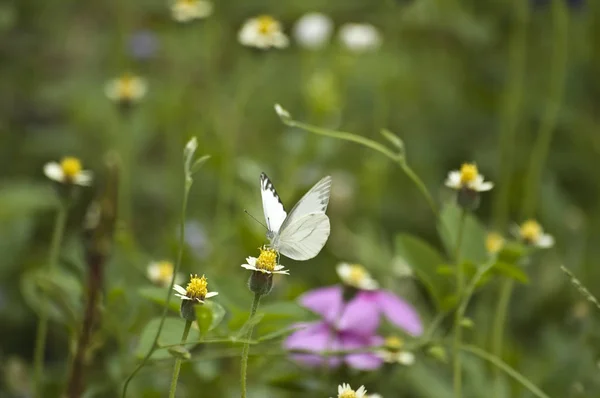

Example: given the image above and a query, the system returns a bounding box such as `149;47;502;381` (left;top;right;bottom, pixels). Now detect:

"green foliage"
136;318;201;360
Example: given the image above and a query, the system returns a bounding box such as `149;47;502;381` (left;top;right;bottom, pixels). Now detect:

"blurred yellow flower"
485;232;505;254
173;274;218;303
171;0;212;23
336;263;378;290
445;163;493;192
44;157;93;186
376;335;415;365
518;219;554;248
104;74;147;104
238;15;289;49
147;260;183;287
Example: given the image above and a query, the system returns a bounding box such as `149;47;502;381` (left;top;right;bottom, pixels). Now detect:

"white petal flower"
44;157;93;186
338;23;381;53
335;383;368;398
105;74;147;104
173;274;218;303
147;260;184;287
444;163;493;192
171;0;213;23
241;249;290;275
516;220;555;249
336;263;378;290
238;15;289;49
293;12;333;49
274;103;291;121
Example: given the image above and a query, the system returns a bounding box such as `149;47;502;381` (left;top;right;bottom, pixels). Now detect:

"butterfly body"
260;172;332;260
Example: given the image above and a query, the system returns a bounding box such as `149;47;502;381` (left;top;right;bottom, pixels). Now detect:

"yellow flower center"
157;261;174;281
520;220;542;242
257;15;277;35
256;247;278;271
348;264;369;285
119;75;137;99
459;163;478;184
60;157;82;179
185;274;208;300
339;391;356;398
486;233;505;254
384;336;404;351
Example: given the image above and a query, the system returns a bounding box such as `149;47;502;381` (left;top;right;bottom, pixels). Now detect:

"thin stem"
398;158;438;216
168;320;193;398
240;293;262;398
33;201;68;398
491;280;514;369
121;181;192;397
453;209;467;398
462;345;551;398
456;261;496;325
521;0;569;219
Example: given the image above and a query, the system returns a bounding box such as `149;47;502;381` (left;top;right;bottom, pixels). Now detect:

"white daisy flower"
44;157;93;186
377;336;416;366
173;274;218;303
241;247;289;275
171;0;213;23
293;12;333;49
104;74;147;104
444;163;493;192
238;15;289;49
367;395;383;398
336;263;379;290
334;383;367;398
147;260;184;287
338;23;382;53
515;220;554;248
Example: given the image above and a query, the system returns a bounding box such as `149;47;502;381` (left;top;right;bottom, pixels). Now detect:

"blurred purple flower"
532;0;584;9
184;221;210;259
128;30;159;60
284;285;422;370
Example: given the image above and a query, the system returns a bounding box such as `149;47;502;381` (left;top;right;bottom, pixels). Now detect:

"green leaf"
232;313;265;341
206;301;226;330
395;233;450;310
136;318;200;360
258;326;299;342
491;262;529;284
195;305;212;336
168;345;191;360
191;155;211;174
0;183;59;219
497;242;527;264
138;286;180;313
439;202;487;265
380;129;404;150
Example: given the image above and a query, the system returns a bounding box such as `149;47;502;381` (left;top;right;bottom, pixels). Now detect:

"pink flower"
284;285;423;370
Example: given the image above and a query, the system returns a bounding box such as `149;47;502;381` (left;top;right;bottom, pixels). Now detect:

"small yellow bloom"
105;74;147;104
171;0;213;23
486;232;505;255
173;274;218;303
334;383;367;398
44;156;93;186
445;162;493;192
147;260;183;287
518;219;554;248
241;247;289;275
377;335;415;365
384;336;404;350
336;263;378;290
238;15;289;49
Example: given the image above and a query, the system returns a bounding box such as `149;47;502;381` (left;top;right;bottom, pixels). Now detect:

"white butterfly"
260;172;332;261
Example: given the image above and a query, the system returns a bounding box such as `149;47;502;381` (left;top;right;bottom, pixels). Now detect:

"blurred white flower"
445;163;493;192
44;157;93;186
515;220;554;248
338;23;382;53
377;336;416;366
336;263;378;290
171;0;213;23
238;15;289;49
105;74;147;105
147;260;183;287
293;12;333;49
334;383;367;398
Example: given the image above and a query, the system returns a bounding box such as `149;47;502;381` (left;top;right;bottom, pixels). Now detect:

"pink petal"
337;294;380;336
370;290;423;336
298;285;343;323
340;333;384;370
283;321;342;368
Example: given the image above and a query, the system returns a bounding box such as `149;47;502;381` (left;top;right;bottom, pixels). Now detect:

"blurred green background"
1;0;600;397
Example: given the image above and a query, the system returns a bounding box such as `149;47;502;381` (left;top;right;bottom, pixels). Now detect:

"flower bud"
180;299;200;322
248;271;273;296
457;187;480;211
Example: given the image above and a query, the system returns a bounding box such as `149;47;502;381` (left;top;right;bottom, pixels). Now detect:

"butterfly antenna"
244;209;268;230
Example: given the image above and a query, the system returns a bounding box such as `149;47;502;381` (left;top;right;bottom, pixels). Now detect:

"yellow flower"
44;157;93;186
334;383;367;398
486;232;505;254
376;336;416;365
147;260;183;287
104;74;147;104
173;274;218;303
336;263;378;290
445;163;493;192
171;0;212;23
238;15;289;49
518;219;554;248
241;247;289;275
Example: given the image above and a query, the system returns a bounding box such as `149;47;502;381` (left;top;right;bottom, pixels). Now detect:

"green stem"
462;345;551;398
168;320;193;398
33;201;68;398
240;293;262;398
398;158;438;217
521;0;569;219
491;279;514;369
452;210;467;398
121;180;192;397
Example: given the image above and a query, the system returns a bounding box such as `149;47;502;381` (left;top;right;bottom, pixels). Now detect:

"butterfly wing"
276;213;330;261
278;175;331;232
260;172;287;234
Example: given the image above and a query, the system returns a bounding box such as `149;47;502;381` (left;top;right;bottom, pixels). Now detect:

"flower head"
336;263;379;290
242;247;289;275
335;383;367;398
293;12;333;49
445;163;493;192
486;232;505;255
377;336;415;365
173;274;218;303
128;30;158;60
105;74;147;105
171;0;213;23
44;157;93;186
238;15;289;49
147;260;183;287
517;219;554;248
338;23;382;53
